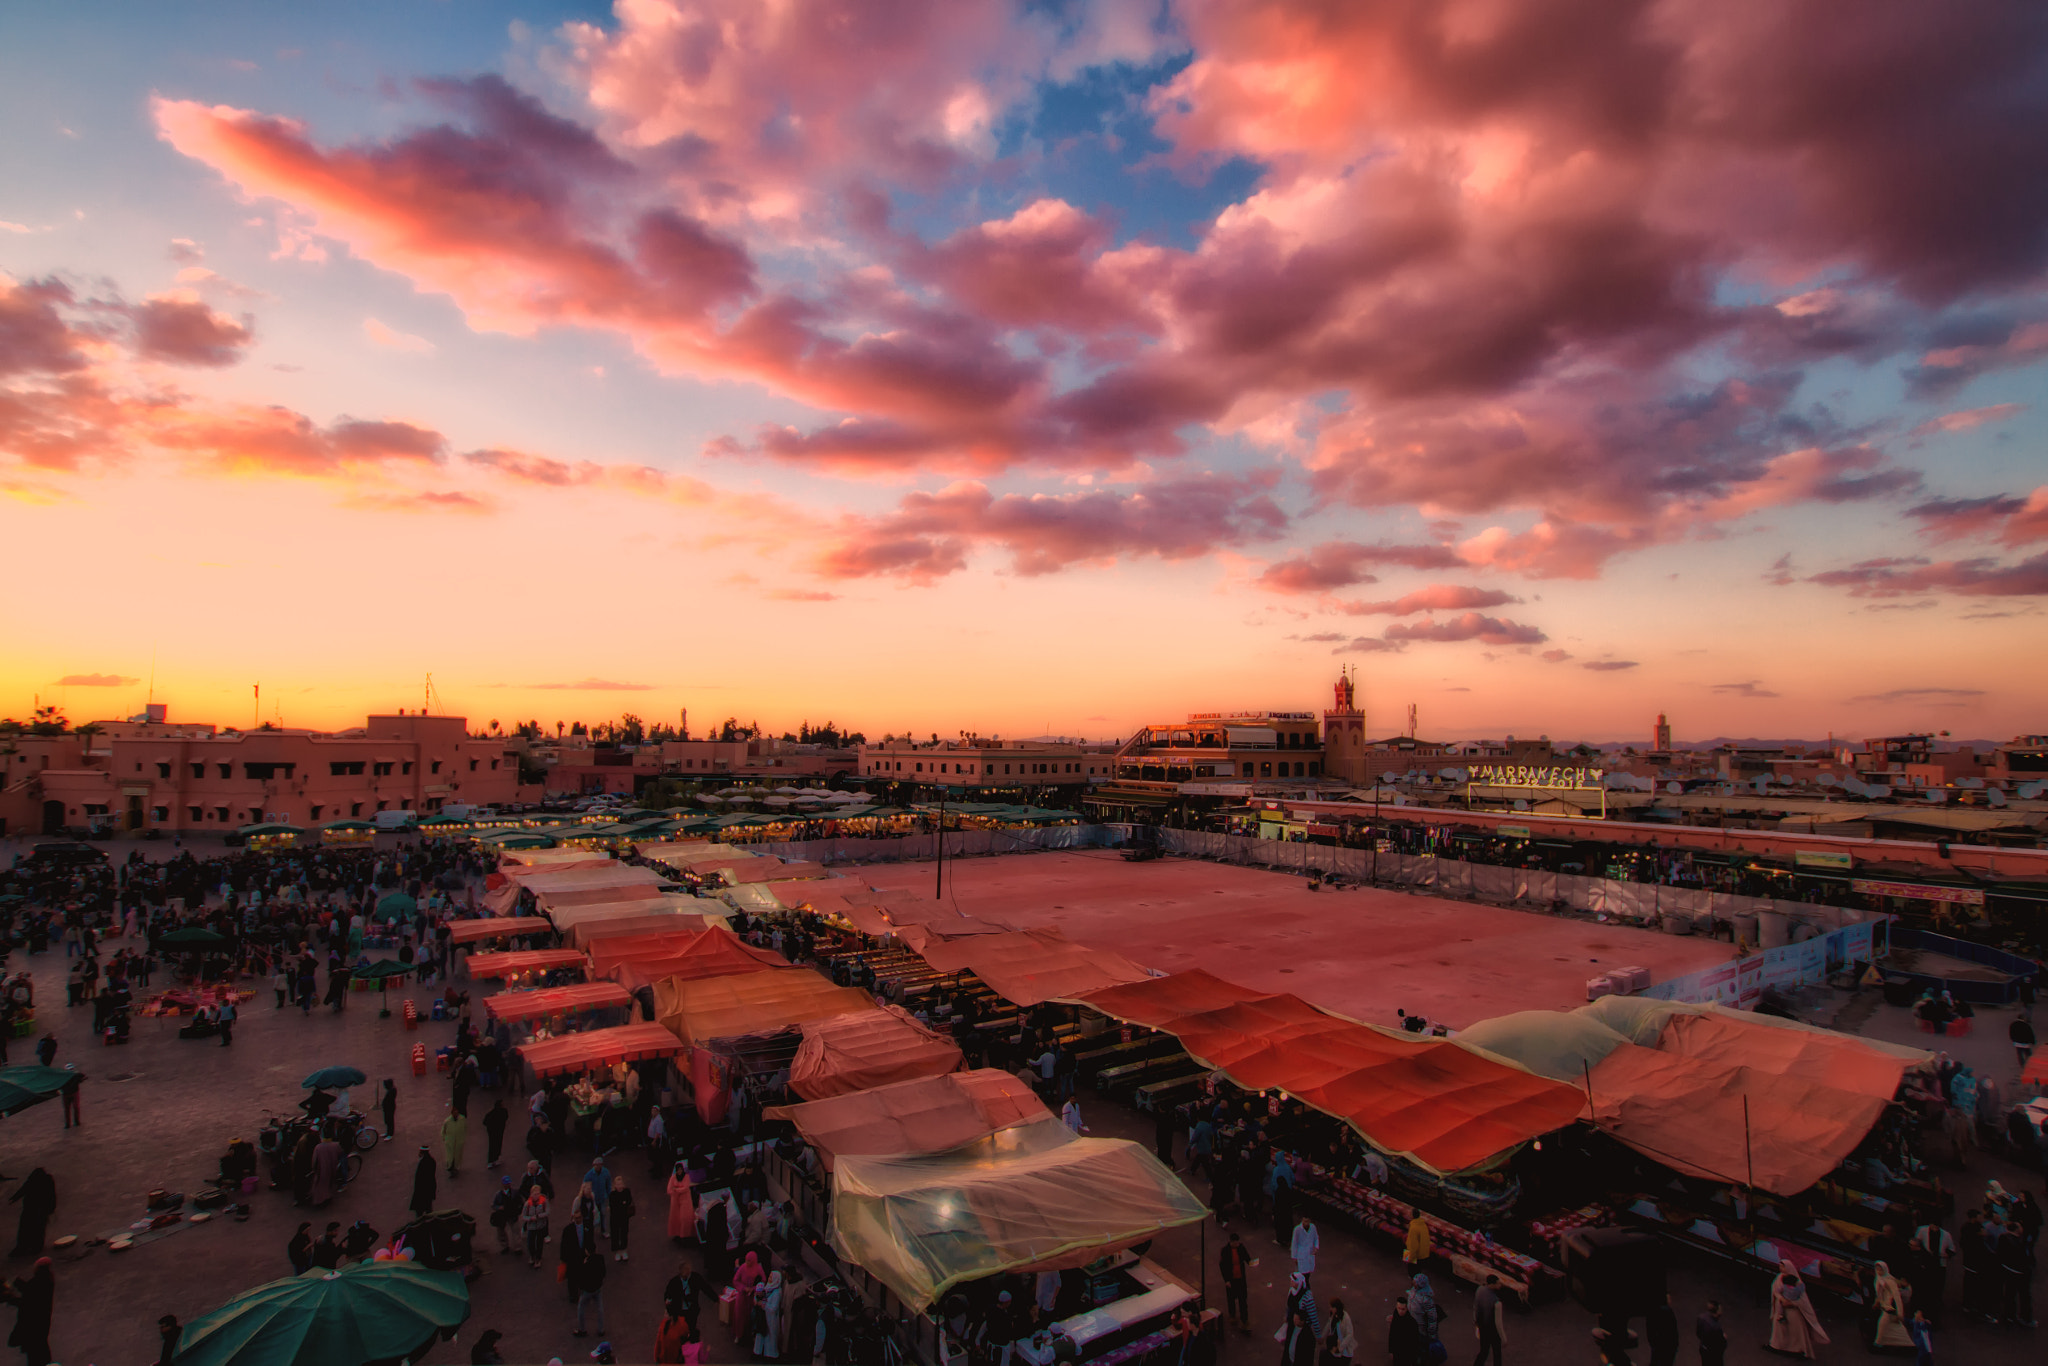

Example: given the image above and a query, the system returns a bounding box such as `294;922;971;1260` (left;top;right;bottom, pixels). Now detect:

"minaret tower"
1324;665;1368;785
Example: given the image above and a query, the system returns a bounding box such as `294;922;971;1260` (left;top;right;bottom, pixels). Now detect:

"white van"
372;810;417;832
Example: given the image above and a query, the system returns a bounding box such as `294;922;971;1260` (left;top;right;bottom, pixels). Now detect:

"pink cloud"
1540;649;1573;663
1582;660;1639;672
1338;584;1519;615
1909;402;2027;437
1255;539;1464;594
815;472;1287;583
1906;487;2048;547
128;294;253;366
1382;613;1547;646
1809;552;2048;598
1457;518;1653;580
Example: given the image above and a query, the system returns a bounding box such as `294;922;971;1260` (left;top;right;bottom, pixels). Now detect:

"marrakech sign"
1466;764;1605;790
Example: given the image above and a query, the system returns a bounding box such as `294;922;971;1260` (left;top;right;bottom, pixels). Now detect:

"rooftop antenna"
147;645;157;708
1407;703;1418;739
253;682;260;729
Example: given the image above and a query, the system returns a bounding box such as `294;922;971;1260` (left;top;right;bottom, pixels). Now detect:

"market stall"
463;949;587;983
447;916;550;946
237;822;303;851
483;981;634;1029
513;1021;687;1080
318;819;376;848
787;1006;964;1101
567;908;724;951
590;925;787;990
920;928;1150;1008
764;1069;1049;1172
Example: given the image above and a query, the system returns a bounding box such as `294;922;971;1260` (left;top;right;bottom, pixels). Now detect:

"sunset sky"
3;1;2045;744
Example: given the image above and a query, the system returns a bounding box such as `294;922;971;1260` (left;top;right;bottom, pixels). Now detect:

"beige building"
857;739;1105;796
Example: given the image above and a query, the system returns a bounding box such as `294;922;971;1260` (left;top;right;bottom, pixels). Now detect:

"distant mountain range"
1587;736;2008;752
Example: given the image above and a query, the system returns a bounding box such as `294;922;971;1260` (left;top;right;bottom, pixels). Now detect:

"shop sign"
1467;764;1605;790
1795;850;1854;870
1498;825;1531;838
1851;878;1983;905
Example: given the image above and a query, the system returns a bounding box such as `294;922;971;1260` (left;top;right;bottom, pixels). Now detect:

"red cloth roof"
484;982;634;1025
593;926;789;991
464;948;587;980
653;967;877;1048
763;1068;1049;1171
514;1022;685;1078
449;916;548;945
918;928;1150;1007
788;1006;965;1101
1072;969;1587;1175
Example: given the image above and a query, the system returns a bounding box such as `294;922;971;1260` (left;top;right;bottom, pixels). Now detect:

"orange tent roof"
919;928;1150;1007
515;1021;685;1078
788;1006;965;1101
653;967;877;1048
594;926;790;992
484;981;634;1024
1072;969;1587;1174
763;1068;1049;1171
465;948;587;980
449;916;549;945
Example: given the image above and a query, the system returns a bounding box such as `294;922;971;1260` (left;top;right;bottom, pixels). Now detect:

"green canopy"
372;892;417;923
0;1065;81;1117
415;815;470;830
320;820;377;833
483;832;557;850
158;926;230;948
238;822;304;837
352;960;417;984
174;1261;470;1366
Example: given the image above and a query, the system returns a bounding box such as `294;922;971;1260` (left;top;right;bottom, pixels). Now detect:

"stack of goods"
1527;1205;1614;1263
1302;1171;1561;1299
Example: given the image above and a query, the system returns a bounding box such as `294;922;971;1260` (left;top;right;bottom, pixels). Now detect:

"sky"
2;0;2046;745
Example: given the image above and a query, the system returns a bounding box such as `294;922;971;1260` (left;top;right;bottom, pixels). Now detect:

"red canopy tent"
918;928;1150;1007
450;916;549;945
514;1022;685;1079
465;948;587;981
484;981;634;1026
763;1069;1050;1171
1071;969;1587;1175
788;1006;965;1101
594;926;790;992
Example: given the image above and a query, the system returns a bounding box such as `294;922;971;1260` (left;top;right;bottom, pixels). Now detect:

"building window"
310;805;323;820
1260;762;1271;777
1242;762;1255;776
151;805;168;822
469;759;479;771
376;800;388;812
1309;762;1321;776
214;806;229;821
187;805;201;822
915;763;923;772
134;762;143;773
243;762;295;780
217;764;232;779
431;759;443;774
350;802;363;817
373;762;395;777
401;761;414;775
491;759;499;770
156;762;172;778
330;761;366;777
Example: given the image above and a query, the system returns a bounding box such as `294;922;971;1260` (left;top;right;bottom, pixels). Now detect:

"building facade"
5;712;523;836
856;739;1104;796
1322;668;1369;787
1112;710;1325;783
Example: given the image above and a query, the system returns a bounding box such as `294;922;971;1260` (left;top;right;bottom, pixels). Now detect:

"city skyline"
4;2;2045;739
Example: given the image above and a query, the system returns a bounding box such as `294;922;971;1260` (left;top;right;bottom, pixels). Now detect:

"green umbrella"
0;1065;80;1118
174;1261;470;1366
372;892;417;923
352;958;417;1018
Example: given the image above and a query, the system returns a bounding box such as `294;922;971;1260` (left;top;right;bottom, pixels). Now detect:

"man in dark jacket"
1644;1292;1679;1366
1695;1301;1727;1366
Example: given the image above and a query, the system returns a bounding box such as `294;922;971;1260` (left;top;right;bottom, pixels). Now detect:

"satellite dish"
1987;788;2008;807
1665;781;1682;795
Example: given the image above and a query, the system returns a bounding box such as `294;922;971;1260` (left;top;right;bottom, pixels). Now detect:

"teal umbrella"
372;892;418;923
352;959;417;1018
0;1065;80;1118
174;1261;470;1366
157;926;230;948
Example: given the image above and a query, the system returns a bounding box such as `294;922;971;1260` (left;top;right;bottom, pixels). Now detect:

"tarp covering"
653;967;877;1048
919;929;1150;1007
1461;997;1929;1194
638;843;760;870
719;859;828;885
1071;970;1587;1175
483;863;661;914
499;851;610;869
788;1007;965;1101
764;1069;1048;1171
448;916;549;945
515;1022;685;1078
545;893;699;939
568;910;724;950
595;926;792;992
831;1122;1208;1310
464;949;587;980
535;881;666;912
484;982;633;1025
836;904;899;938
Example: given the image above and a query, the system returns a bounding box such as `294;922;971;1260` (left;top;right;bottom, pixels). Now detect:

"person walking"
32;1036;53;1070
582;1156;614;1238
1279;1309;1315;1366
1219;1231;1252;1332
519;1184;550;1269
216;996;236;1047
8;1171;56;1258
380;1079;398;1142
1695;1300;1726;1366
525;1115;554;1174
1290;1213;1319;1279
156;1312;181;1366
2;1258;54;1366
2013;1013;2036;1070
1768;1261;1829;1357
482;1098;508;1169
287;1222;315;1274
441;1108;468;1178
665;1161;695;1246
570;1245;607;1338
1387;1300;1425;1366
410;1146;438;1217
1645;1292;1678;1366
490;1178;520;1253
1324;1297;1356;1363
1473;1274;1506;1366
1907;1309;1933;1366
600;1172;632;1265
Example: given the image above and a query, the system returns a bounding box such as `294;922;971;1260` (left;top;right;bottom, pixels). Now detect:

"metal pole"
1743;1093;1755;1195
1201;1218;1208;1311
935;787;944;900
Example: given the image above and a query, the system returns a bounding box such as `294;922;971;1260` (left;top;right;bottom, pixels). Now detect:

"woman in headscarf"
1285;1271;1320;1339
731;1250;765;1346
1406;1273;1440;1345
2;1257;54;1366
701;1193;732;1285
1871;1261;1914;1349
410;1145;439;1216
666;1161;696;1245
7;1171;55;1258
1403;1211;1433;1267
1768;1260;1829;1357
441;1107;468;1177
752;1268;785;1360
287;1222;315;1274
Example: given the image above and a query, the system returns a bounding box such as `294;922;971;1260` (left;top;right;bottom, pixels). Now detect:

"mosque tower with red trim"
1324;665;1369;786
